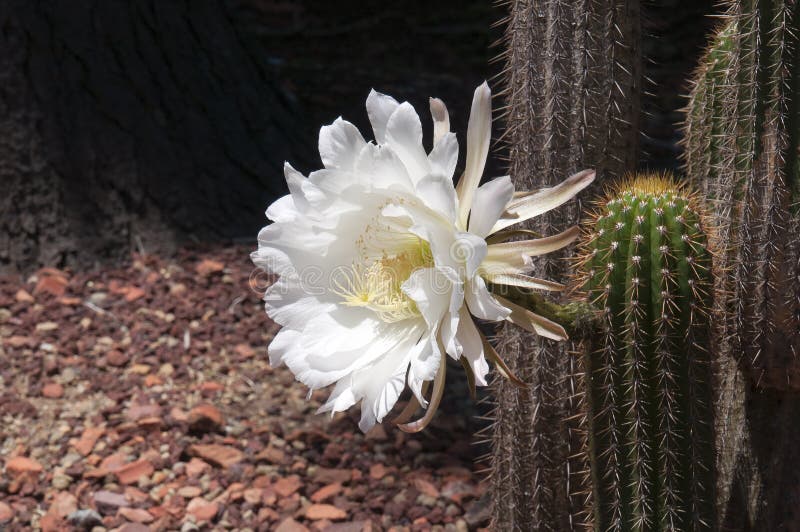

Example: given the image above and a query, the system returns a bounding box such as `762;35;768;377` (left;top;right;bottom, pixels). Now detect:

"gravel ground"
0;246;490;531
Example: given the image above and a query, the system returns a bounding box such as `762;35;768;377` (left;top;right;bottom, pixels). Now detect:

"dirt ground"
0;246;490;531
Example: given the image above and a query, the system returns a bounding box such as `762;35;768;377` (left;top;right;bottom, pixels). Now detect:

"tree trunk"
0;0;305;272
490;1;642;530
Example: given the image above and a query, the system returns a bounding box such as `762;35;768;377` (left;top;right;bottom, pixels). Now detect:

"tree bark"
490;1;642;530
0;0;305;272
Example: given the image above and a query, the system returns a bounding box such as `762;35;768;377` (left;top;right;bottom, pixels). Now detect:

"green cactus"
578;176;716;531
683;0;800;391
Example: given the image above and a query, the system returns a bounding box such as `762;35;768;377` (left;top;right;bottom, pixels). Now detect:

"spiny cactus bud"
578;174;716;531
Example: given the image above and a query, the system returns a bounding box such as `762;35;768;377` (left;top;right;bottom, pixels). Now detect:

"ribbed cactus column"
684;0;800;390
580;176;716;531
491;1;642;530
683;1;800;528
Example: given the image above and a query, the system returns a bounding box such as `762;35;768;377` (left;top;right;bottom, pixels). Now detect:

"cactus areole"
579;176;716;531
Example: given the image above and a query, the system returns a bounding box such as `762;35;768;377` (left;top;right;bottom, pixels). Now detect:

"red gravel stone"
189;444;244;468
34;274;68;297
5;456;43;475
73;427;104;456
41;383;64;399
256;446;286;464
188;403;224;433
273;475;303;497
0;502;12;522
413;478;439;498
123;287;146;302
185;457;210;477
186;497;219;521
118;523;151;532
314;468;351;484
275;517;310;532
199;381;225;393
115;459;154;485
125;403;161;421
177;486;202;498
50;491;78;517
196;259;225;276
39;513;63;532
368;464;387;480
15;289;34;303
119;507;155;524
234;343;256;358
243;487;262;504
310;483;343;503
93;490;128;513
99;452;128;473
306;503;347;521
106;349;130;367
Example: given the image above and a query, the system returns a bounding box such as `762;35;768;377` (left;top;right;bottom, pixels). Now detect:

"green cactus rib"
580;178;716;532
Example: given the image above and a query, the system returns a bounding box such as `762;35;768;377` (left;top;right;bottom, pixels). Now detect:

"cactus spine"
490;1;642;530
579;176;716;531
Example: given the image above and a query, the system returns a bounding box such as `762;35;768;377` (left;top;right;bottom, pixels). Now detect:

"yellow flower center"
331;220;433;322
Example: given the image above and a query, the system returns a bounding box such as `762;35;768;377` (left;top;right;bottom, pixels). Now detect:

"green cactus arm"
578;176;716;532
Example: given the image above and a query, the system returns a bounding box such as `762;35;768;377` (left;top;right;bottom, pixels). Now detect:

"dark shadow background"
0;0;715;272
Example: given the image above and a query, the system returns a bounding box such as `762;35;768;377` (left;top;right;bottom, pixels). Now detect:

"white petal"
415;174;457;221
307;168;359;195
456;82;491;229
481;226;580;275
469;176;515;237
316;378;357;416
402;266;460;330
319;118;366;170
366;89;400;144
465;275;511;321
407;337;440;406
267;328;301;367
482;272;565;291
298;308;382;355
353;344;415;432
452;231;487;278
455;307;490;386
264;282;336;331
264;194;297;224
283;162;331;211
355;142;414;191
251;244;293;277
490;169;595;234
429;97;450;146
255;222;337;275
382;202;457;271
286;315;422;390
428;132;458;179
440;306;462;360
385;102;431;182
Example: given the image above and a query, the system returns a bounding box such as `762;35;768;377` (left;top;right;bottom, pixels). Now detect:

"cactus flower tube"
578;175;716;531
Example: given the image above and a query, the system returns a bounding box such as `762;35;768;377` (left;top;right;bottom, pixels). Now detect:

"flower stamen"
331;236;433;322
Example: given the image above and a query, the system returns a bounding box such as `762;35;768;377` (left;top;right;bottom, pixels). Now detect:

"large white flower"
252;82;594;432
